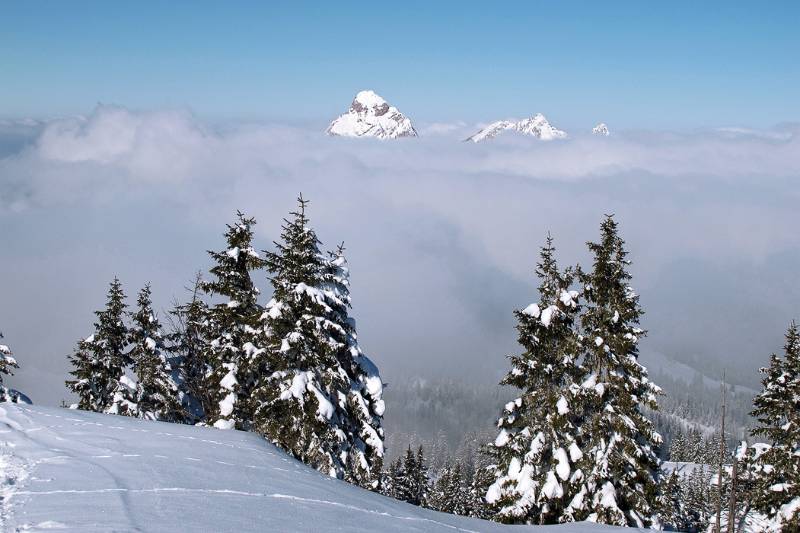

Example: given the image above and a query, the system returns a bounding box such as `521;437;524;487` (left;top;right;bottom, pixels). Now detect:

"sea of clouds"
1;105;799;405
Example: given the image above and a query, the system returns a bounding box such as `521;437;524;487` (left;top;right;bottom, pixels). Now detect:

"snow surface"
0;404;645;532
466;114;567;143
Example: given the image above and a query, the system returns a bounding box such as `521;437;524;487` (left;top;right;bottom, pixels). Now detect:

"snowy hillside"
0;404;645;532
326;90;418;139
465;114;567;142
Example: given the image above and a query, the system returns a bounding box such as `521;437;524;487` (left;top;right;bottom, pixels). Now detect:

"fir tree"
571;215;662;527
429;461;472;516
669;429;687;462
683;465;714;531
486;235;584;524
167;273;212;423
381;456;403;499
129;284;181;421
750;321;800;530
253;196;354;479
0;331;23;403
658;471;689;531
470;462;496;520
391;446;429;506
199;212;266;430
66;278;131;412
323;244;386;488
415;445;430;507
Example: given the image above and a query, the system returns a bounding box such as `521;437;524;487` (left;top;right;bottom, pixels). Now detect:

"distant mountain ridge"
465;114;568;142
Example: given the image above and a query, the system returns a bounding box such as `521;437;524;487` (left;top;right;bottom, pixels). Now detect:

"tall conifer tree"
323;244;386;487
571;216;662;527
129;284;181;421
486;236;584;524
253;196;352;478
199;212;266;429
750;321;800;529
168;273;212;422
66;278;131;412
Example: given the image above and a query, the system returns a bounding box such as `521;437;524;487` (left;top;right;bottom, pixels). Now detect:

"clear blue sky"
2;1;798;128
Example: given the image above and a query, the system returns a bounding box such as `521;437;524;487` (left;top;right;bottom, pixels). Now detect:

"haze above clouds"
1;106;799;405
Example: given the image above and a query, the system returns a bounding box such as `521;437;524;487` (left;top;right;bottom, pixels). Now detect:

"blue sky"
2;1;798;128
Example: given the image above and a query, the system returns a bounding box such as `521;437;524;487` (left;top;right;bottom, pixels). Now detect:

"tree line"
64;196;385;489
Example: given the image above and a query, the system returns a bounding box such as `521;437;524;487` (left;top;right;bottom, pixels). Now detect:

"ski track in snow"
0;404;639;532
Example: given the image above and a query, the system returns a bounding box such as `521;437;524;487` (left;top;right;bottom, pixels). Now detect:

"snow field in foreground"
0;405;642;532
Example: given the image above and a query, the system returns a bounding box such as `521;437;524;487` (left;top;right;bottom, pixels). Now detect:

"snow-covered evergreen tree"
571;216;662;527
750;321;800;530
0;331;25;403
429;462;472;516
129;284;181;421
167;273;211;423
66;278;132;413
486;236;584;524
199;212;266;430
684;465;714;531
470;463;496;520
658;471;688;531
669;430;687;462
254;197;346;475
390;445;430;506
323;244;386;488
381;456;403;499
254;196;376;481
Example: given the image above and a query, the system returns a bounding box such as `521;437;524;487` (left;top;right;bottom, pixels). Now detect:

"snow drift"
0;404;644;532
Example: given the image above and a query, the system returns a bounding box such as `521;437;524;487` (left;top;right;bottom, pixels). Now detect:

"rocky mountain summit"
592;123;610;136
326;90;418;139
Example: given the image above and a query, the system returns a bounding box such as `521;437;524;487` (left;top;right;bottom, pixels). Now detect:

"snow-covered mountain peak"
592;123;610;136
327;90;418;139
466;114;567;142
350;90;389;114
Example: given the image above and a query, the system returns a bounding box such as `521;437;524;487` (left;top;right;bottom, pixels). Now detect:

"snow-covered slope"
0;404;641;532
326;90;418;139
592;123;610;136
466;114;567;143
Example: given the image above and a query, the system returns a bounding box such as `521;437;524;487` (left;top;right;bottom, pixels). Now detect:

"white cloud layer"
1;105;799;405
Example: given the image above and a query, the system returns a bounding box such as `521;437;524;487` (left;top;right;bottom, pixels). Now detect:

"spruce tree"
391;446;429;506
571;215;662;527
429;462;454;513
486;235;584;524
324;244;386;487
415;445;430;507
669;429;687;462
750;321;800;529
0;331;23;403
429;461;471;515
199;212;266;430
253;196;352;479
168;273;212;422
470;462;496;520
381;456;403;499
129;284;181;421
66;278;131;412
